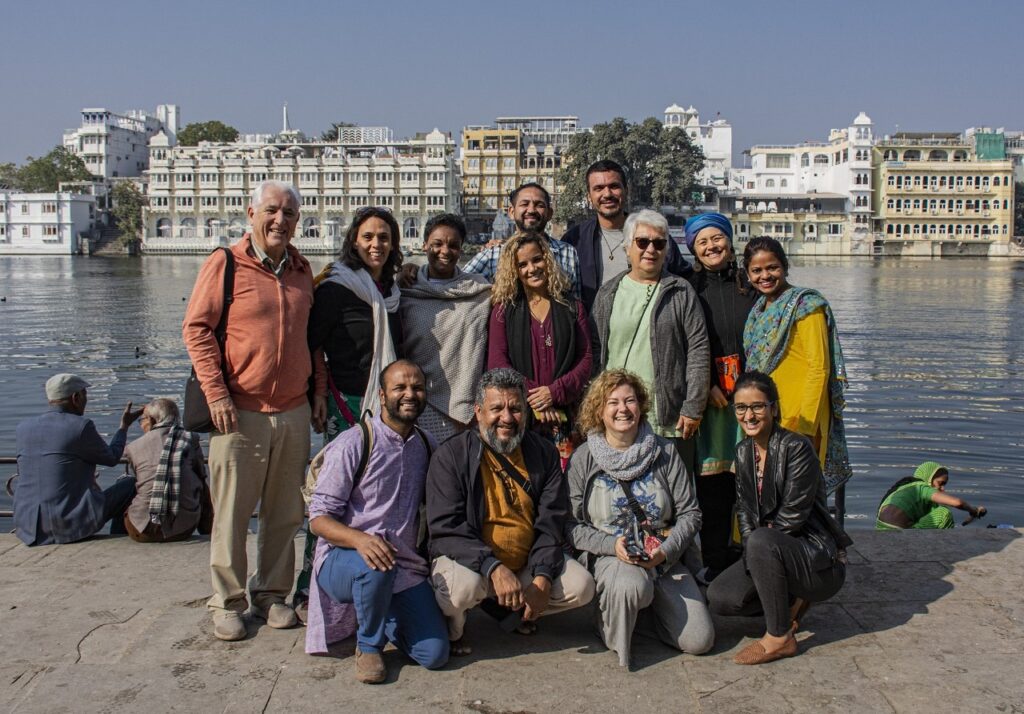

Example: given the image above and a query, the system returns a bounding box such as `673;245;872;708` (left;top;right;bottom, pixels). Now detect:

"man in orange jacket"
183;180;325;641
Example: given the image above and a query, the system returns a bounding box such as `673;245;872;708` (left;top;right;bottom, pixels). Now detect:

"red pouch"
715;354;741;397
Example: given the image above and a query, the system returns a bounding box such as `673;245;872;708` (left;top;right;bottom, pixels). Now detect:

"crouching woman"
707;370;852;665
567;369;714;667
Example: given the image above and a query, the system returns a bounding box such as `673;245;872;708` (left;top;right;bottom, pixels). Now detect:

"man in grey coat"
14;373;142;546
590;209;710;472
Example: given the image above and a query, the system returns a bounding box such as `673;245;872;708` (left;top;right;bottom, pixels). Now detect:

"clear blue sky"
2;0;1020;165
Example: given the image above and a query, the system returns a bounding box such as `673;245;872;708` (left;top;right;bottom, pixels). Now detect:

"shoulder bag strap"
350;419;373;491
616;479;650;525
481;440;535;502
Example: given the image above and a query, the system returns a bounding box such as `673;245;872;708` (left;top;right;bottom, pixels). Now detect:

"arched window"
205;218;217;237
800;153;809;167
302;217;320;239
903;150;921;161
928;150;947;161
156;218;171;237
813;154;829;166
180;217;196;239
403;217;419;241
229;218;245;238
780;179;788;188
765;179;775;188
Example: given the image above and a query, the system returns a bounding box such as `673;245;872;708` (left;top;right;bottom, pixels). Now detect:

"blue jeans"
318;548;449;669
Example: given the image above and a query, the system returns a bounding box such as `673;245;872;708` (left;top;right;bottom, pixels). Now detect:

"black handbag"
183;247;235;432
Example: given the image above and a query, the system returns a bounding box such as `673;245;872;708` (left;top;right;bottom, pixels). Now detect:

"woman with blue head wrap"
684;212;756;582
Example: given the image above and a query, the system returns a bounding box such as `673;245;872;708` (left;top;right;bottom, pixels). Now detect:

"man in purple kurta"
304;360;448;684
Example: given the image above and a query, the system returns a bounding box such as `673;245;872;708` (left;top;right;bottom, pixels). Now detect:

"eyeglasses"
634;237;668;251
734;402;773;416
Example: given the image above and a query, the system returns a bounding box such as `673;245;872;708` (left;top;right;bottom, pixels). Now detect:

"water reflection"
1;255;1022;529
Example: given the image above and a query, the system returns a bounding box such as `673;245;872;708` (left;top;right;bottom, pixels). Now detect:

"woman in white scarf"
400;214;491;443
296;207;404;616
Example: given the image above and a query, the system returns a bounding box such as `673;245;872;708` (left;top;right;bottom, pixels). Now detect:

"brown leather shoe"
354;649;386;684
733;635;798;665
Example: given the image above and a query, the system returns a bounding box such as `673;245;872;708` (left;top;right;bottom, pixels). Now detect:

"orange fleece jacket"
182;237;325;413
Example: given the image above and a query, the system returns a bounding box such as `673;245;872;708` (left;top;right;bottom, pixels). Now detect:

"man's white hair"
250;180;301;209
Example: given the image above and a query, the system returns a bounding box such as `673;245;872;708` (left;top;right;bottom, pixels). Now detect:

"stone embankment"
1;528;1021;712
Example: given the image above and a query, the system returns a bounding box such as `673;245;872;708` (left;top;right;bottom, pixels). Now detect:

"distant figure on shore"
427;369;595;655
487;230;592;465
183;180;323;642
684;212;757;581
305;360;448;684
742;236;852;493
707;371;852;665
14;373;142;547
122;398;213;543
562;160;692;313
400;213;491;442
876;461;986;530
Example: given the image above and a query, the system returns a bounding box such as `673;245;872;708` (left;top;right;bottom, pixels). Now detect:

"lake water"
1;254;1022;529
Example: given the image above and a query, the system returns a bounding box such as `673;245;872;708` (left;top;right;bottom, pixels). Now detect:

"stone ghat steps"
1;529;1022;713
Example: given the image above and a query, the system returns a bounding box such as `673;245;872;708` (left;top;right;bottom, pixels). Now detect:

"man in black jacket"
426;368;594;650
562;159;692;313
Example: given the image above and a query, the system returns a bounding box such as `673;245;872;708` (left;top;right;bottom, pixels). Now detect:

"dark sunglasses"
634;237;668;251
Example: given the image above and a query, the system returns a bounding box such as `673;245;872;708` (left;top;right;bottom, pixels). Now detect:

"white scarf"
323;261;400;417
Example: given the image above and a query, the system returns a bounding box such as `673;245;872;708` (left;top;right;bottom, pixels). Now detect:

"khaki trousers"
207;403;310;613
430;555;595;640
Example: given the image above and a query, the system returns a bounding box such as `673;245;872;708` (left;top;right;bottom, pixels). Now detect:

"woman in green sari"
876;462;986;530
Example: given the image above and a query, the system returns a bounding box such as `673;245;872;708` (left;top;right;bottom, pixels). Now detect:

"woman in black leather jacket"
706;371;852;665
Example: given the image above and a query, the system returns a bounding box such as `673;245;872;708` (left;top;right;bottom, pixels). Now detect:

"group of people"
14;161;865;680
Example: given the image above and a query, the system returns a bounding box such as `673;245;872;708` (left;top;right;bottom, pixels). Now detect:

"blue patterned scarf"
743;286;852;491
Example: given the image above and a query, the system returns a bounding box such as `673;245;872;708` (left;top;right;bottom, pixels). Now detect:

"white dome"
664;103;686;114
853;111;872;125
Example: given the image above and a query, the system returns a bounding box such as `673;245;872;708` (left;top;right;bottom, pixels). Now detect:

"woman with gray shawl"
567;369;714;667
400;214;491;442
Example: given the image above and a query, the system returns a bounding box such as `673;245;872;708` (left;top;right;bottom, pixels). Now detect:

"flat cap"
45;373;91;401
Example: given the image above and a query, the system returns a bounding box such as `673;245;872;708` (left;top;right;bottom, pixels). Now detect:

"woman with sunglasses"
742;236;851;492
568;369;713;668
295;207;405;616
684;213;757;582
486;230;592;465
706;371;851;665
591;209;709;475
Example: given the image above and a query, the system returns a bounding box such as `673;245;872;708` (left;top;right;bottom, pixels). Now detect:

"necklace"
603;231;625;261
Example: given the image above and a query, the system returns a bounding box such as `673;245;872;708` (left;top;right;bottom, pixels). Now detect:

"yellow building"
460;116;579;235
872;133;1014;256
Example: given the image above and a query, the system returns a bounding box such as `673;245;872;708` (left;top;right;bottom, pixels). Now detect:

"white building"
663;104;733;188
0;191;96;255
142;115;457;255
728;112;875;238
63;105;179;180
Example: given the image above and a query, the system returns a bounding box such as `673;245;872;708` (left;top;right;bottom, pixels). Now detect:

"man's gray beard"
483;423;524;454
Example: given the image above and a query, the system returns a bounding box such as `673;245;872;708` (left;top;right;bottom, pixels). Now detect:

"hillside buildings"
0;191;96;255
141;115;457;255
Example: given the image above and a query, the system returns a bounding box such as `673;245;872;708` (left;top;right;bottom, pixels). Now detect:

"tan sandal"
733;635;798;665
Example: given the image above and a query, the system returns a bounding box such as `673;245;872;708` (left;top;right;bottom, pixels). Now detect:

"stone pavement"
1;528;1022;713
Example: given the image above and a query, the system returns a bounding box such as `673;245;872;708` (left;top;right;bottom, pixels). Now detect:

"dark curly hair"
340;207;403;290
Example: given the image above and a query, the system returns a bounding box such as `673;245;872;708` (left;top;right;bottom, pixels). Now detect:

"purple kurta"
305;414;434;655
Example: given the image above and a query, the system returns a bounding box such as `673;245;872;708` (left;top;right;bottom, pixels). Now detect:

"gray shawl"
400;266;491;441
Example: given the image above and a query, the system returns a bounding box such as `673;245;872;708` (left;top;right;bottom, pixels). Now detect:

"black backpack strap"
350;419;373;491
413;425;433;461
213;247;235;348
481;440;535;502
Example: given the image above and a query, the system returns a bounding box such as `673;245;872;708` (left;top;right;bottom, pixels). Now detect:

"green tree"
1015;182;1024;237
320;122;357;141
176;120;240;146
554;117;705;225
1;147;95;193
110;181;146;247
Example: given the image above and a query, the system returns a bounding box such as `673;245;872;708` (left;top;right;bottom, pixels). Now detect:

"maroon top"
486;301;593;406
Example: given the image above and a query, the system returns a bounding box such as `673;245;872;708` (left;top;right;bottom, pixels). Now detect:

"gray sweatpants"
593;556;714;666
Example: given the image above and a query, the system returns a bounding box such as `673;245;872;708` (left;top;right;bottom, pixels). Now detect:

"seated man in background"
124;398;213;542
14;373;142;546
427;368;595;654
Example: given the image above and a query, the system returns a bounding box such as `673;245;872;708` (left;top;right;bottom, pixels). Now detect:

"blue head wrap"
684;212;733;253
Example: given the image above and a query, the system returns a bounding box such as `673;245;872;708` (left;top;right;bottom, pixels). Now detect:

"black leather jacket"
735;427;852;568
